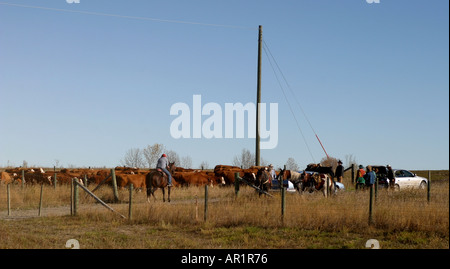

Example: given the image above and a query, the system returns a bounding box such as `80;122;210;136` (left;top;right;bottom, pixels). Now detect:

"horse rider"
156;154;173;187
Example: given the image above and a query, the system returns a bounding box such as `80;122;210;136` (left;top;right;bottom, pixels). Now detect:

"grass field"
0;170;448;249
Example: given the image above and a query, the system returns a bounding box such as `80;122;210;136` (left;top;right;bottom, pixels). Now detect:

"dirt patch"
0;204;104;220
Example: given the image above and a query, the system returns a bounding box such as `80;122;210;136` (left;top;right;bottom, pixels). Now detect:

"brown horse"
255;167;271;197
278;168;303;189
146;162;176;202
299;171;335;197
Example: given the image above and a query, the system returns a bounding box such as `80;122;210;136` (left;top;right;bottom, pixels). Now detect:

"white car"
392;169;428;190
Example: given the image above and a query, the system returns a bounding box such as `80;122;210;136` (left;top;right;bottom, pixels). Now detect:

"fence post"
73;178;79;216
111;169;119;202
38;184;44;216
375;175;378;203
281;187;286;222
204;185;208;222
21;170;25;188
368;185;374;225
84;174;88;187
234;173;240;197
7;184;11;216
279;167;284;192
53;166;57;189
326;175;329;198
427;170;431;203
70;178;74;216
73;180;126;219
128;184;133;220
351;164;355;184
195;195;199;221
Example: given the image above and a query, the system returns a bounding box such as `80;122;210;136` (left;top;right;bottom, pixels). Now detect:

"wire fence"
1;176;448;237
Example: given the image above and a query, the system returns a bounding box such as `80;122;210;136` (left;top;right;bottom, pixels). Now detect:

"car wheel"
419;181;427;190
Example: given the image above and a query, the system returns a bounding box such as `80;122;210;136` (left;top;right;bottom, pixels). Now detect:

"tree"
199;161;209;170
143;143;164;168
181;156;193;169
165;149;180;166
121;148;145;168
232;148;255;169
320;156;339;170
285;157;299;171
345;154;357;169
260;157;269;167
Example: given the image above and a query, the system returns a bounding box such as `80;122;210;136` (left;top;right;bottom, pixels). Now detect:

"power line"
262;43;316;163
0;2;256;30
263;40;330;160
263;40;318;135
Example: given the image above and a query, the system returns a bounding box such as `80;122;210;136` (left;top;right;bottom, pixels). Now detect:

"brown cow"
173;170;215;186
2;168;46;185
115;173;146;189
0;172;12;184
115;166;140;175
213;165;243;184
213;165;241;173
86;169;110;185
212;165;260;185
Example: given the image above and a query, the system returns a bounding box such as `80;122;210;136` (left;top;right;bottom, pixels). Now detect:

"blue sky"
0;0;448;170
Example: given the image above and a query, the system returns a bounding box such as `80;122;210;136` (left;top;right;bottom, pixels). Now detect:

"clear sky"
0;0;448;170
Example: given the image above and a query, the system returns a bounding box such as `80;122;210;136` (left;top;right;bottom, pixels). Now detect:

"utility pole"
255;25;262;166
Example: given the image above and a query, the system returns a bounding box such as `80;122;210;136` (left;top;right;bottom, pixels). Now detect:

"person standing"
355;165;366;190
335;160;344;183
156;154;173;187
268;164;279;189
387;164;395;190
364;165;376;188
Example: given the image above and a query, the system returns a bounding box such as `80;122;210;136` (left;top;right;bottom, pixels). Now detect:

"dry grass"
0;177;448;249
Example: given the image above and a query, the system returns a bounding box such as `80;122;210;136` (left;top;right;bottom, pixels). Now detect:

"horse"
305;163;335;177
299;171;335;197
277;168;302;190
145;162;176;202
255;167;271;197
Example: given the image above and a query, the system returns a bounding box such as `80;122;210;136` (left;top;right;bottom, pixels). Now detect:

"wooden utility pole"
255;25;262;166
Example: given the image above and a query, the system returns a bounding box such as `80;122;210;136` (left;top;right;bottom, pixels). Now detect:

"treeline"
120;144;316;172
120;143;200;169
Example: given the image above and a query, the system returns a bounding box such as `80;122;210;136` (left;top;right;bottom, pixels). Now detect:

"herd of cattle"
0;164;338;197
0;165;277;189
